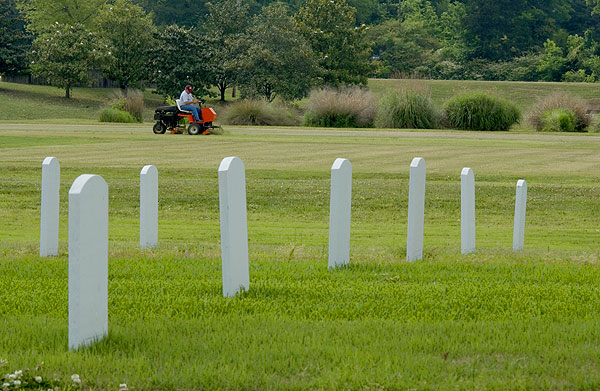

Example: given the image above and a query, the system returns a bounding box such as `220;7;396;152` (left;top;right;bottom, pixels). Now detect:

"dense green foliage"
0;0;29;75
444;93;521;131
201;0;252;102
237;4;318;101
295;0;371;86
375;88;438;129
149;24;216;100
94;0;156;93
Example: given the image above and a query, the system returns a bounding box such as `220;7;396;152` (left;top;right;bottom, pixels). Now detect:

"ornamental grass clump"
540;108;577;132
99;107;136;123
375;89;439;129
303;86;377;128
222;99;299;126
444;92;521;131
527;93;590;132
99;90;144;123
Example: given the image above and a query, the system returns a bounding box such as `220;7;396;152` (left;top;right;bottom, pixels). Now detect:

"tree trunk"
65;85;71;99
121;86;128;96
219;81;227;102
232;85;236;98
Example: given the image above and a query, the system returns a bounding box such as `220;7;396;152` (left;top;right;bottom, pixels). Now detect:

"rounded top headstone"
141;165;158;176
410;157;425;169
69;174;107;196
219;156;244;173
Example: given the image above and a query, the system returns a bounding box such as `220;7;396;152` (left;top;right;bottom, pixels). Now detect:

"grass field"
1;120;600;390
4;79;600;128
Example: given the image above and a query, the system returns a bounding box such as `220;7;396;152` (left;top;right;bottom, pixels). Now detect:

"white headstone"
40;157;60;257
461;167;476;254
140;165;158;249
407;157;426;262
218;157;249;297
328;158;352;269
513;179;527;251
68;174;108;350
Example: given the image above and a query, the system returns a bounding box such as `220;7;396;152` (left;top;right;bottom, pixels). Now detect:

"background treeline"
3;0;600;102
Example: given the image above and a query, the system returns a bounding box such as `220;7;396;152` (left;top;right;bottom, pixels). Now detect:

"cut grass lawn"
1;123;600;390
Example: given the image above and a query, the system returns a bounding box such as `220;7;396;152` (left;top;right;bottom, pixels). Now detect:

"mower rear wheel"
153;122;166;134
188;123;202;135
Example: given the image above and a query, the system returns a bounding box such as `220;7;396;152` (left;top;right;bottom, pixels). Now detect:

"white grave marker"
328;158;352;269
407;157;426;262
140;165;158;249
68;174;108;350
461;167;476;254
40;157;60;257
218;157;249;297
513;179;527;251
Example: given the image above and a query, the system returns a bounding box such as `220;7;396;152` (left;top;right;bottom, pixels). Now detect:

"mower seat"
175;99;192;114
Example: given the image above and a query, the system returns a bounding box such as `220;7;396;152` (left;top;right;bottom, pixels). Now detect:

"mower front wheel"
153;122;166;134
188;123;202;135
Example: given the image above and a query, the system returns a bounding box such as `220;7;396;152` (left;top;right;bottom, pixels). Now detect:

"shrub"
527;93;590;132
222;99;299;126
375;89;438;129
588;116;600;133
105;90;144;122
444;92;521;131
303;86;377;128
99;107;136;123
539;108;577;132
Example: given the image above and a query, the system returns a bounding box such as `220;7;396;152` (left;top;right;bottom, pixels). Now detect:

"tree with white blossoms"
94;0;156;94
17;0;107;33
30;22;103;98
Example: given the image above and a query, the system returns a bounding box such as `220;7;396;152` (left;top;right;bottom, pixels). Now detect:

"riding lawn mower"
153;99;217;135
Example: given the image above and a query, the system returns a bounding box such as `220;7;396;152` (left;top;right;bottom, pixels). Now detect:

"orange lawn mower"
153;99;218;135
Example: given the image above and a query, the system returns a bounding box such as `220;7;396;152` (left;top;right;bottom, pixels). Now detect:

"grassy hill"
0;81;164;122
3;79;600;126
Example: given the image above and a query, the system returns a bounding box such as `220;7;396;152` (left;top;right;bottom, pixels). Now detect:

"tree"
0;0;30;75
368;18;440;78
30;23;102;98
202;0;252;101
136;0;209;27
537;39;567;81
237;3;318;101
295;0;371;86
94;0;156;94
17;0;107;33
148;24;216;99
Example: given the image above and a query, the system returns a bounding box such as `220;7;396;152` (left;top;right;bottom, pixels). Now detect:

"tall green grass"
375;89;438;129
444;92;521;131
